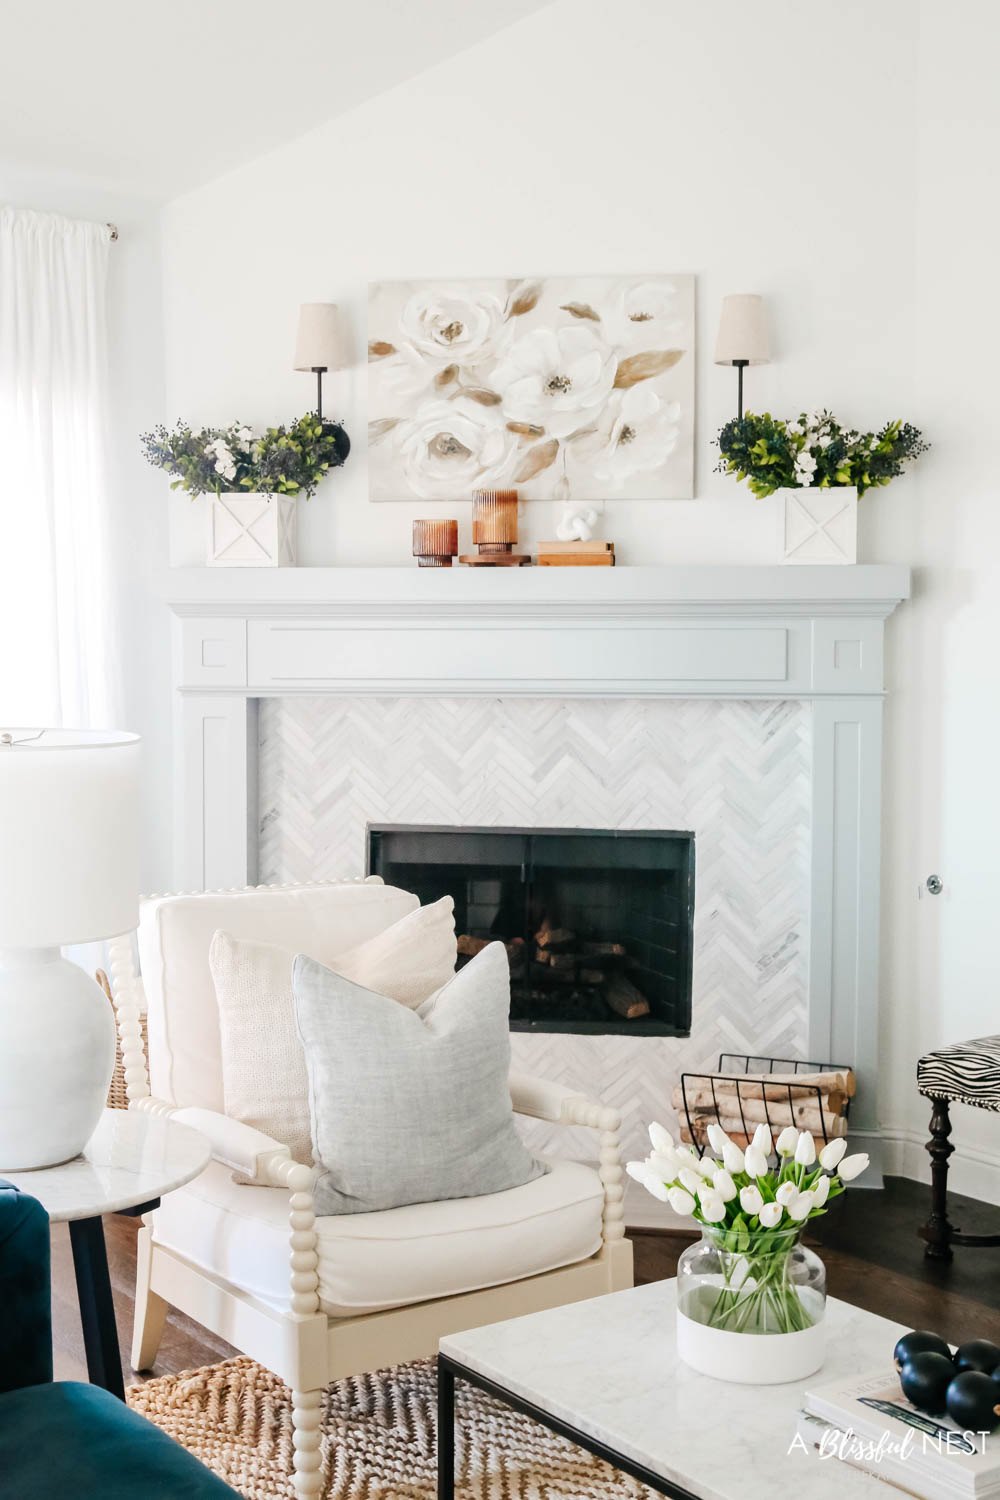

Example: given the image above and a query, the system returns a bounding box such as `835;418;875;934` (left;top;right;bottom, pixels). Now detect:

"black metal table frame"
437;1353;700;1500
67;1198;159;1400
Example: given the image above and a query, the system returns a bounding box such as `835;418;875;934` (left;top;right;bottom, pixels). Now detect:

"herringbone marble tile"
258;698;811;1172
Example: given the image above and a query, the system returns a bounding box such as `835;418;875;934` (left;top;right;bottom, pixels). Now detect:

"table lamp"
714;293;770;419
0;728;140;1170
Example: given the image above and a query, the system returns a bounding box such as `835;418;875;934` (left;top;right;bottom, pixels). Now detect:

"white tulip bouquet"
628;1121;869;1335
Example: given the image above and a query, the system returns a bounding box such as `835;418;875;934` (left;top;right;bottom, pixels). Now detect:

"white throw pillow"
211;896;456;1164
293;941;546;1215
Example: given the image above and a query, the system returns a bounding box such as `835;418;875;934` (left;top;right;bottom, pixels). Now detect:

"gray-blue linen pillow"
292;941;546;1215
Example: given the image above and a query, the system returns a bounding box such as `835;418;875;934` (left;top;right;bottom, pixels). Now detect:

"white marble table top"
1;1109;210;1222
440;1279;908;1500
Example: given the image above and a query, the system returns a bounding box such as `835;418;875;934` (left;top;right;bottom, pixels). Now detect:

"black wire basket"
678;1052;854;1155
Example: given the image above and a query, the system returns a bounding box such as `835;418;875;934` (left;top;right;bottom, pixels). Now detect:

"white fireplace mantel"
167;563;909;1159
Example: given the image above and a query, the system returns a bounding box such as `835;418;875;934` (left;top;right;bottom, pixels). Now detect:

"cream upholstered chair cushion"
137;880;417;1110
211;896;457;1164
151;1157;604;1317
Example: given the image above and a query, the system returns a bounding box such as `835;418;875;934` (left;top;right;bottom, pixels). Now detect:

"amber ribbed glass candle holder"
472;489;519;554
412;519;458;567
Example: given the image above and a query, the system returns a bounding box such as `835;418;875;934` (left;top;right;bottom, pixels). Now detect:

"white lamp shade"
0;729;140;947
714;294;770;366
294;303;347;372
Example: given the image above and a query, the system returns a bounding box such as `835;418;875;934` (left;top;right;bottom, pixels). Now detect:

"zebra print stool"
917;1034;1000;1260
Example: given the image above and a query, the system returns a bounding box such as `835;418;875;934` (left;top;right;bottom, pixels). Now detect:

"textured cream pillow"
211;896;456;1164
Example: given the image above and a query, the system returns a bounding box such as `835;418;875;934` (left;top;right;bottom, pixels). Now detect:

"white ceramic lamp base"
0;949;116;1170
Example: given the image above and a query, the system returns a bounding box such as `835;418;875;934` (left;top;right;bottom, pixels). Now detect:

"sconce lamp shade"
0;728;140;947
714;294;770;366
294;303;347;372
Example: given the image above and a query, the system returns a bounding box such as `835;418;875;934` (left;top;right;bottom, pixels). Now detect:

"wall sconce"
714;294;770;419
294;303;348;421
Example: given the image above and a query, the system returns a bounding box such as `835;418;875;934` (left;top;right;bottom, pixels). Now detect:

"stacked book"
798;1369;1000;1500
537;540;615;566
671;1067;854;1149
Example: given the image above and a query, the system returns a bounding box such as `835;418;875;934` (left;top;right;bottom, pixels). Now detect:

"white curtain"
0;207;119;727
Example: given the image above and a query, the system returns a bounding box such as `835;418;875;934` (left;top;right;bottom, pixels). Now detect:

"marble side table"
3;1108;209;1399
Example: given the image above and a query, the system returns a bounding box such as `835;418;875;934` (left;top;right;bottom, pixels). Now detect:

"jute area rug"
127;1355;655;1499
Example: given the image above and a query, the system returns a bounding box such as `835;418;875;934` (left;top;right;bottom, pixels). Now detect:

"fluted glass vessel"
677;1225;826;1335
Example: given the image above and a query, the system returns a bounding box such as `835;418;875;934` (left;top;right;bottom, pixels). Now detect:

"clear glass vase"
676;1226;827;1382
678;1225;826;1333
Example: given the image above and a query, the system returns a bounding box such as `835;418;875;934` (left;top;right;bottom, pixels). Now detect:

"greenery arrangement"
716;410;928;499
141;415;350;498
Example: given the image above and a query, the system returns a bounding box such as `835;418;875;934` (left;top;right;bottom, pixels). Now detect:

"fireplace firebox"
366;825;694;1036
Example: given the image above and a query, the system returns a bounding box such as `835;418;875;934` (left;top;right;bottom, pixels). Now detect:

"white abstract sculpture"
556;506;599;542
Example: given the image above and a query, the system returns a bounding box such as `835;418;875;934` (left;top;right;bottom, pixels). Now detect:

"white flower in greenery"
592;386;682;490
751;1123;773;1157
691;1153;718;1181
233;425;255;451
669;1186;696;1217
492;325;617;438
794;1132;817;1167
776;1126;799;1157
837;1153;870;1182
700;1196;727;1223
759;1201;784;1228
776;1181;800;1208
396;396;516;500
649;1121;674;1155
697;1181;719;1208
206;438;237;481
812;1173;831;1207
739;1185;764;1216
818;1138;847;1171
678;1168;702;1196
788;1189;815;1222
398;284;509;369
712;1169;737;1201
722;1140;745;1174
743;1146;769;1180
706;1123;731;1155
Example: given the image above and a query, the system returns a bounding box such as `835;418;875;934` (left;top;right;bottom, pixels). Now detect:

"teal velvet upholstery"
0;1179;238;1498
0;1179;52;1393
0;1382;238;1498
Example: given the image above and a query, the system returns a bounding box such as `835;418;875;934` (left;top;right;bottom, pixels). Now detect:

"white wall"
0;163;172;892
160;0;917;569
156;0;1000;1198
873;0;1000;1202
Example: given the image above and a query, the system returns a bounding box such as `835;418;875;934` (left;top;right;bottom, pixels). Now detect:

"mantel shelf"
164;564;911;619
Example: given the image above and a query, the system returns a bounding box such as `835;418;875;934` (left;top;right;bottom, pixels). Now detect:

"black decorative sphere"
946;1371;1000;1432
900;1352;958;1414
893;1331;951;1372
954;1340;1000;1376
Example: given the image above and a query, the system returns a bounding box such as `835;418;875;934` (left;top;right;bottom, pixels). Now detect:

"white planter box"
207;493;297;567
776;487;858;565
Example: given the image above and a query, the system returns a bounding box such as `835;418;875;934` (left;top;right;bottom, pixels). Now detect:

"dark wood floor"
51;1176;1000;1390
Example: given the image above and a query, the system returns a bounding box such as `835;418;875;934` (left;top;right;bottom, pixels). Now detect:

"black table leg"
922;1096;955;1261
69;1216;125;1399
437;1356;455;1499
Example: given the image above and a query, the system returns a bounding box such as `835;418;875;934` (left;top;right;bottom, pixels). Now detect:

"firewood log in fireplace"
534;923;577;953
604;974;650;1020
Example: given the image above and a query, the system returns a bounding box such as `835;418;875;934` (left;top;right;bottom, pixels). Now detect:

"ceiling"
0;0;549;201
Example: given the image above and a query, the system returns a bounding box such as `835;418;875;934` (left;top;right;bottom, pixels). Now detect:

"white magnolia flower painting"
367;275;694;501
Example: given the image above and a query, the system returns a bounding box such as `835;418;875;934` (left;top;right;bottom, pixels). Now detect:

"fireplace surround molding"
167;564;910;1172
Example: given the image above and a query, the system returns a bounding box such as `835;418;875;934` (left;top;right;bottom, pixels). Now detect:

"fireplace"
366;825;694;1036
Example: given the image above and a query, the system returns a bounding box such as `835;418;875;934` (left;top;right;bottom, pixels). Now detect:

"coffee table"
438;1279;908;1499
3;1108;209;1399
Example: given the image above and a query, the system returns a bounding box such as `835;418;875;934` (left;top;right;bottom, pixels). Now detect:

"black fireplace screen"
366;826;694;1037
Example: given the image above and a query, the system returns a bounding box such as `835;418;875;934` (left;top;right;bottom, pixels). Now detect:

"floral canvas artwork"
367;275;694;501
